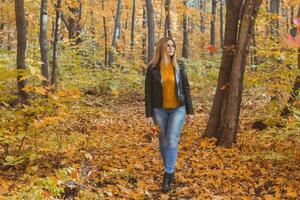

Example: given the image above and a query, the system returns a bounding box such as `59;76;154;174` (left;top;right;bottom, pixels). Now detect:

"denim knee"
168;138;178;149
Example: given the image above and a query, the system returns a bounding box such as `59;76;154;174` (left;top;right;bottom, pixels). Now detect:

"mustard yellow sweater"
160;63;180;108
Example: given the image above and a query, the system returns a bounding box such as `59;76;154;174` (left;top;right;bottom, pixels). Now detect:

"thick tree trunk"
146;0;155;63
199;0;206;33
221;0;262;147
51;0;62;89
182;0;189;59
39;0;49;87
15;0;28;101
210;0;216;55
108;0;122;66
204;0;262;147
203;0;242;139
130;0;136;49
66;1;82;45
164;0;172;38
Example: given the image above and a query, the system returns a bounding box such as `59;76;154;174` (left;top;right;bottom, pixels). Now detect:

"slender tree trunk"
182;0;189;59
51;0;62;89
285;7;289;33
269;0;280;37
102;0;108;66
0;23;4;48
142;5;147;63
199;0;206;33
7;30;12;51
159;0;163;30
220;0;224;50
90;10;96;67
108;0;122;66
130;0;136;49
15;0;28;102
290;6;296;36
210;0;216;55
164;0;172;38
146;0;155;63
40;0;49;87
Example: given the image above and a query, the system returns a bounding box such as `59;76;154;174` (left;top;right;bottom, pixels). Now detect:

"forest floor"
0;91;299;199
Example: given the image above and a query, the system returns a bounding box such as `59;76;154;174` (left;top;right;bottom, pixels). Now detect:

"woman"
144;37;194;193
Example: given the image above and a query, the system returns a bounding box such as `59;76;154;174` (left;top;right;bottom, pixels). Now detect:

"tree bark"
66;1;82;45
210;0;216;55
102;0;108;66
142;5;147;63
203;0;242;139
269;0;280;37
199;0;206;33
146;0;155;63
51;0;62;89
204;0;262;148
164;0;172;38
39;0;49;87
221;0;262;147
220;0;224;50
108;0;122;66
130;0;136;49
182;0;189;59
15;0;28;101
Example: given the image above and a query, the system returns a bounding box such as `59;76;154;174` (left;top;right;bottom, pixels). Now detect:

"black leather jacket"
145;61;194;117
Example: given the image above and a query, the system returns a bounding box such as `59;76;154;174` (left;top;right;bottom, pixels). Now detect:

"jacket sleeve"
180;62;194;115
145;67;153;117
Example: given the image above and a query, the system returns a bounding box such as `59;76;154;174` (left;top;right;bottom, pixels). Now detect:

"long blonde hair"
148;37;177;67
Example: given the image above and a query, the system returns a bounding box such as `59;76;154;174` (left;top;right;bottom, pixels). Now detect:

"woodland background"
0;0;299;199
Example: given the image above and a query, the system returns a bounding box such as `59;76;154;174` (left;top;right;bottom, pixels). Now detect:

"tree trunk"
269;0;280;37
146;0;155;63
210;0;216;55
290;6;296;36
182;0;189;59
130;0;136;49
51;0;62;89
15;0;28;102
39;0;49;87
199;0;206;33
221;0;262;147
108;0;122;66
204;0;242;139
102;0;108;66
142;5;147;63
67;1;82;45
204;0;262;148
164;0;172;38
220;0;224;50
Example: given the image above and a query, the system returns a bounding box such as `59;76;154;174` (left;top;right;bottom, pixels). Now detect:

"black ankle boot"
169;172;176;184
161;172;171;193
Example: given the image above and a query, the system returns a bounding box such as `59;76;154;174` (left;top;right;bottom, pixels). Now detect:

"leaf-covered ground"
1;91;299;199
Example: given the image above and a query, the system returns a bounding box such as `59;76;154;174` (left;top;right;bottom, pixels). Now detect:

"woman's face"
166;40;175;57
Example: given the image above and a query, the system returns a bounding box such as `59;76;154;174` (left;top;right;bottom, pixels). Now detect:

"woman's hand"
146;117;154;126
186;114;194;124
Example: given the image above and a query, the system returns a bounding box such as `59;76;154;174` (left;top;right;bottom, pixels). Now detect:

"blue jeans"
153;106;186;174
